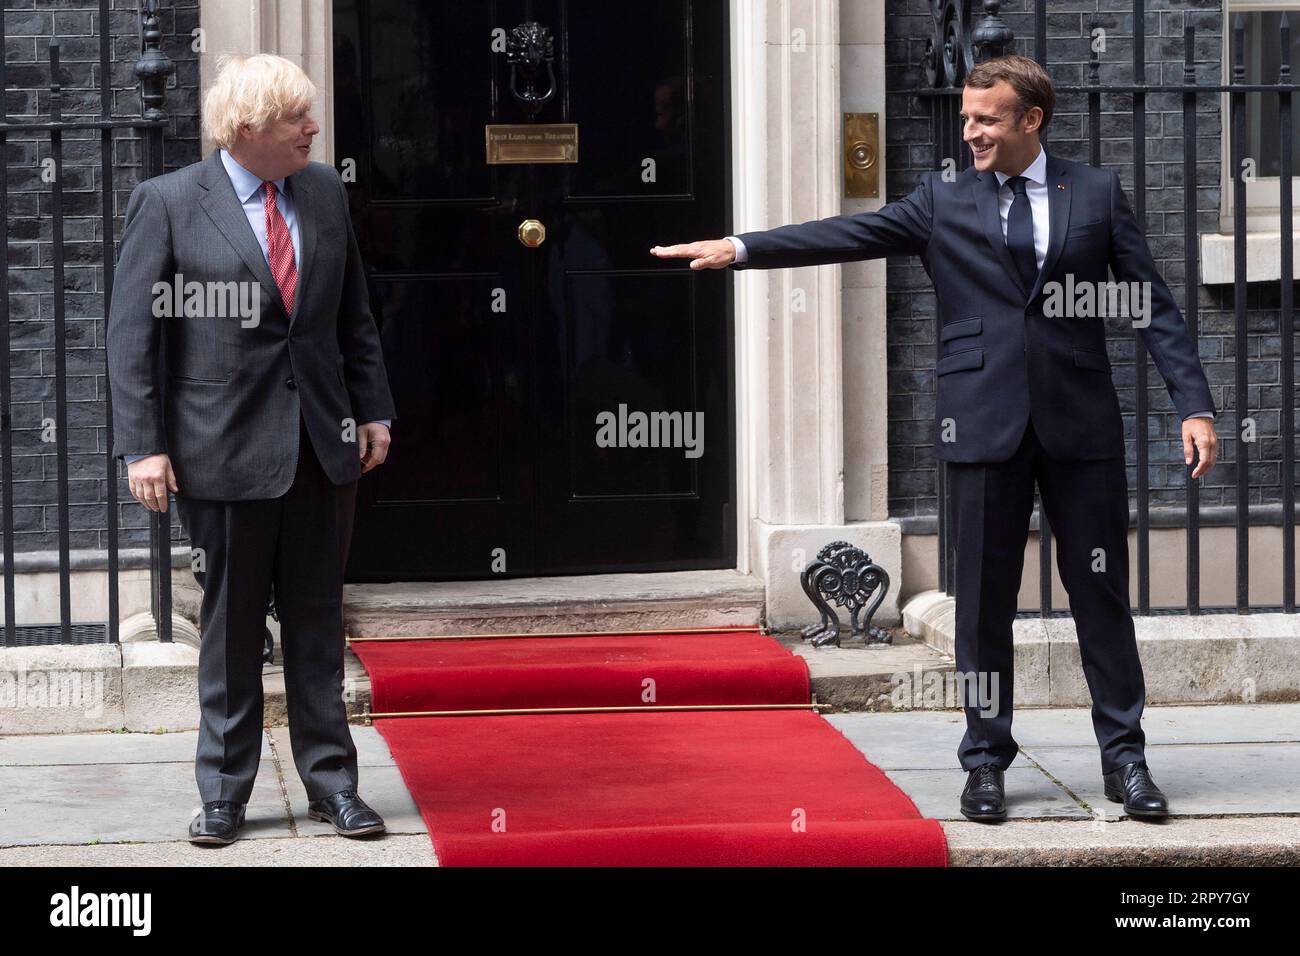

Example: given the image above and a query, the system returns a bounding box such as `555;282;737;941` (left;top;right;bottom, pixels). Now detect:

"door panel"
333;0;733;580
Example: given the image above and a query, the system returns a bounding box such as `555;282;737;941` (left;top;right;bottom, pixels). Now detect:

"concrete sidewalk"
1;702;1296;865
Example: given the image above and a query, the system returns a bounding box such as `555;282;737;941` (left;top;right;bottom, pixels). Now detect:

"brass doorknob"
518;219;546;247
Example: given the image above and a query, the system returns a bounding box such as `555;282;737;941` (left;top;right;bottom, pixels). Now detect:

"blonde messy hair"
202;53;317;149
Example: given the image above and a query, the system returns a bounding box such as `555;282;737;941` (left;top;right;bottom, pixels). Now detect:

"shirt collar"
994;144;1047;188
219;148;288;204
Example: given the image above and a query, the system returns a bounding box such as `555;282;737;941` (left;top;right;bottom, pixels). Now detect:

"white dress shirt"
995;143;1049;272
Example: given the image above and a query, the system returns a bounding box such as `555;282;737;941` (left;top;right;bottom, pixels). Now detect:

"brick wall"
3;0;199;552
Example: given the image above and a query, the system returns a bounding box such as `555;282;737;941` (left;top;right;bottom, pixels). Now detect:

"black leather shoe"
307;789;386;836
188;800;246;845
960;765;1007;822
1103;760;1168;818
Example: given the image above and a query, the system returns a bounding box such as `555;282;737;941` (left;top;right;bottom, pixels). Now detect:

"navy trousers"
946;418;1148;776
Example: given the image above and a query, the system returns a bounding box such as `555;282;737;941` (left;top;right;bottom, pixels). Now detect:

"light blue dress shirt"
125;150;388;465
727;149;1211;421
220;146;300;271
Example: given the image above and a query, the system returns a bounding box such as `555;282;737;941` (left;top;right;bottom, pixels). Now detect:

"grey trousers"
176;414;360;804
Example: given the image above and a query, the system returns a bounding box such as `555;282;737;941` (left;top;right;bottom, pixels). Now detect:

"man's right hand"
127;454;179;512
650;238;736;270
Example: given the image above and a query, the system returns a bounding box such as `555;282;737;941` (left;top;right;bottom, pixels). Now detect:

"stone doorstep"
0;570;766;734
340;568;766;638
903;590;1300;707
0;627;955;734
778;630;958;712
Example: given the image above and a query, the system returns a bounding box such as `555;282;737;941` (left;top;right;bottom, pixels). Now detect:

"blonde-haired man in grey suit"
108;53;396;845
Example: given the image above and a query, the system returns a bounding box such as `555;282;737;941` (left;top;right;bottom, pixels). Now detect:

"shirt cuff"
725;235;747;264
123;454;152;465
369;419;391;428
1184;412;1214;420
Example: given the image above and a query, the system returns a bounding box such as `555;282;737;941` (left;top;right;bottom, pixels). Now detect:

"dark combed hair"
964;54;1055;131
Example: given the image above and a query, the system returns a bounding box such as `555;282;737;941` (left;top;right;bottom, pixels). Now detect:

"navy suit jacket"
732;150;1215;463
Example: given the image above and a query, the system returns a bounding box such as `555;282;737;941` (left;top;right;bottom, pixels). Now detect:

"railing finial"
971;1;1015;65
135;0;174;122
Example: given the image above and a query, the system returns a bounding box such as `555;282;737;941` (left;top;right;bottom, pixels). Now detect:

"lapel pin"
1057;183;1065;190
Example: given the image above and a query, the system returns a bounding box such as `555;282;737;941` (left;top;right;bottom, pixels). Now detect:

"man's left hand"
1182;417;1217;479
358;421;391;473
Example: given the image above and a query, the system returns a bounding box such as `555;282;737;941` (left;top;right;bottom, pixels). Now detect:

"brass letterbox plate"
844;113;879;198
485;123;579;164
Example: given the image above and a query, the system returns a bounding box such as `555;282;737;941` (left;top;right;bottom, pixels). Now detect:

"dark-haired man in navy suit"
652;54;1217;822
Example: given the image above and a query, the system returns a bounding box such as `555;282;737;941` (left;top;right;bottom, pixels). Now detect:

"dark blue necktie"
1005;175;1038;292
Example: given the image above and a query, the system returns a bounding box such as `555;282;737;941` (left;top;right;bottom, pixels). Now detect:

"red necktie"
262;181;297;314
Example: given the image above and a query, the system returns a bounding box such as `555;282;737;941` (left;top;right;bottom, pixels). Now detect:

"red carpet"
353;628;948;866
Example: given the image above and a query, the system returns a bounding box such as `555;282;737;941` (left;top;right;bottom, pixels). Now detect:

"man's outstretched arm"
651;173;934;270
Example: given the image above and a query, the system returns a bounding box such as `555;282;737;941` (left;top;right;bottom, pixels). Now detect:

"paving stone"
279;764;429;838
0;729;271;766
3;704;1298;863
0;759;290;846
1022;743;1300;816
266;723;396;770
1013;703;1300;747
270;722;426;837
826;710;969;769
885;767;1090;820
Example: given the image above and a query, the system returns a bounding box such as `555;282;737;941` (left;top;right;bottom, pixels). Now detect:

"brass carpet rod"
362;701;828;722
347;625;769;644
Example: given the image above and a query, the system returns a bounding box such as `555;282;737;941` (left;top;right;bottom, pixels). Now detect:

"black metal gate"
905;0;1297;616
0;1;174;646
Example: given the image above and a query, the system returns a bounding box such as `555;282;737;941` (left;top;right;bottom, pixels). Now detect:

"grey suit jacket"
107;150;396;499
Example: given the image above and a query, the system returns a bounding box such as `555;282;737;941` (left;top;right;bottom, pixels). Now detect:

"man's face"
960;80;1040;174
237;104;319;180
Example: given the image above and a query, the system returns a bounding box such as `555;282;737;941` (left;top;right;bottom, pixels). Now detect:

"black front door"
332;1;734;581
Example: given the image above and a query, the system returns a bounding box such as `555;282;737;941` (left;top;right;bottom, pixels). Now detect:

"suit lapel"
287;168;316;328
198;150;287;322
1028;151;1071;304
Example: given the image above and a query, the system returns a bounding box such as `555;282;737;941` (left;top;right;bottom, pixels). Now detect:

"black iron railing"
0;1;174;646
909;1;1297;616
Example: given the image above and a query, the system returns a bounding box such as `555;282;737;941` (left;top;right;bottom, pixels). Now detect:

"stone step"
341;569;765;639
12;579;1296;737
0;571;767;733
903;590;1300;707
